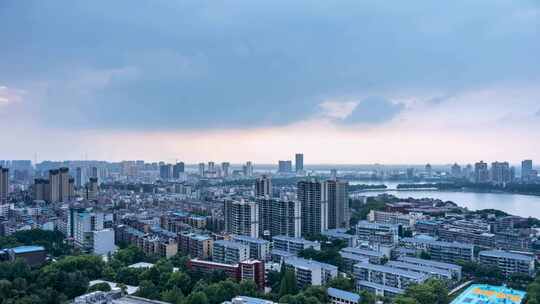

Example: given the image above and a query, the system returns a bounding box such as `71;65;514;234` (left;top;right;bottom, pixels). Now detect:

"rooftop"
479;250;534;262
327;287;361;303
9;245;46;254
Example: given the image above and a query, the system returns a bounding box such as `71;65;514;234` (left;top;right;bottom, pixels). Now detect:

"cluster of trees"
349;198;387;226
394;279;449;304
526;275;540;303
0;229;71;257
349;184;388;191
297;239;347;271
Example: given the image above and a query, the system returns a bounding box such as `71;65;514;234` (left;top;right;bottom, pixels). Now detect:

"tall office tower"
330;169;338;180
474;161;489;183
451;163;462;178
221;162;230;177
255;175;272;197
58;167;71;202
0;167;8;204
490;161;511;185
75;167;83;188
48;169;60;203
33;178;47;201
295;153;304;173
244;161;254;177
224;200;259;238
522;160;533;182
173;162;185;178
257;197;301;239
406;168;415;180
326;179;349;229
86;177;99;201
90;167;98;179
159;164;172;179
198;163;205;177
278;160;293;173
297;179;328;237
207;162;216;177
425;164;433;178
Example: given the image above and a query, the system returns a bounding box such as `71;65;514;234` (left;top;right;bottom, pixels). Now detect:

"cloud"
319;101;358;119
342;97;405;124
0;86;24;107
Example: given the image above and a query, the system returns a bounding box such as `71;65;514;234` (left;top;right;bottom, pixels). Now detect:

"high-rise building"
86;177;99;201
160;163;172;179
173;162;185;178
221;162;230;177
522;160;533;182
75;167;84;188
295;153;304;173
330;169;338;180
474;161;489;183
58;167;71;202
90;167;98;179
198;163;205;177
33;178;48;201
0;167;8;204
257;197;301;239
425;164;433;178
224;200;259;238
297;179;328;237
490;162;511;185
450;163;462;178
278;160;293;173
326;179;349;229
48;169;60;203
243;161;254;177
255;175;272;197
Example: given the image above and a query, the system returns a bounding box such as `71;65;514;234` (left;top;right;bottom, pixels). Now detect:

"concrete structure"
278;160;293;173
356;221;399;245
401;237;474;264
213;240;249;264
397;256;462;281
354;263;427;294
298;179;328;237
327;287;361;304
272;235;320;254
295;153;304;173
283;257;338;289
0;166;8;204
258;197;301;239
188;258;265;289
178;232;213;259
322;228;358;247
326;179;349;229
479;250;535;277
232;235;270;261
224;200;259;238
255;175;272;197
5;245;46;267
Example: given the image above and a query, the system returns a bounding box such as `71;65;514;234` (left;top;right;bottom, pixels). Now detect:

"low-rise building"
272;235;320;254
232;235;271;261
356;221;399;245
283;257;338;289
213;240;249;264
178;232;213;259
401;237;474;264
479;250;535;277
327;287;361;304
354;262;427;293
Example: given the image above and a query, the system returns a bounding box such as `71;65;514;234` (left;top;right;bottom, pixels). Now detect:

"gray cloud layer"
0;0;538;130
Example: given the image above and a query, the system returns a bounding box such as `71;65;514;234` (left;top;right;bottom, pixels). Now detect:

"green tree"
88;282;112;293
279;269;298;298
161;287;185;304
327;276;355;292
166;271;192;295
137;280;160;300
185;291;209;304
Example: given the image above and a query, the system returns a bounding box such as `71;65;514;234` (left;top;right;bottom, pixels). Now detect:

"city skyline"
1;1;539;163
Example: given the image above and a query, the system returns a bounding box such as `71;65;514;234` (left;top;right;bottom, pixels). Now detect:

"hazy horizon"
1;1;539;163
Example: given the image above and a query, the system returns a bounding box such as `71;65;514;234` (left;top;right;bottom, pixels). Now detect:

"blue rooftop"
327;287;361;303
10;245;46;254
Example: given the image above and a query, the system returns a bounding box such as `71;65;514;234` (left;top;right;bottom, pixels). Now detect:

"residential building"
178;232;213;259
327;287;361;304
491;161;511;185
278;161;293;173
224;200;259;238
188;259;265;290
232;235;270;261
356;221;399;245
257;197;301;239
0;167;8;204
354;263;427;294
272;235;320;254
213;240;249;264
298;179;328;237
327;179;349;229
322;228;358;247
474;161;489;183
522;159;534;182
295;153;304;173
283;257;338;288
397;256;462;281
479;250;535;277
172;162;185;178
401;237;474;264
255;175;272;197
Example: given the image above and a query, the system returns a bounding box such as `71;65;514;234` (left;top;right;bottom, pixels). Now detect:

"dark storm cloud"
0;0;538;130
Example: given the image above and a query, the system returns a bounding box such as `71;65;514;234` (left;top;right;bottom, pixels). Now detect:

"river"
350;181;540;219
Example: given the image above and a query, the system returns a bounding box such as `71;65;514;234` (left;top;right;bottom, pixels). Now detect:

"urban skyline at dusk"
1;1;539;163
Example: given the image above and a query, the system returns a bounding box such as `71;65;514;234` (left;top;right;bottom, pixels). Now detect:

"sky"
1;0;539;164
